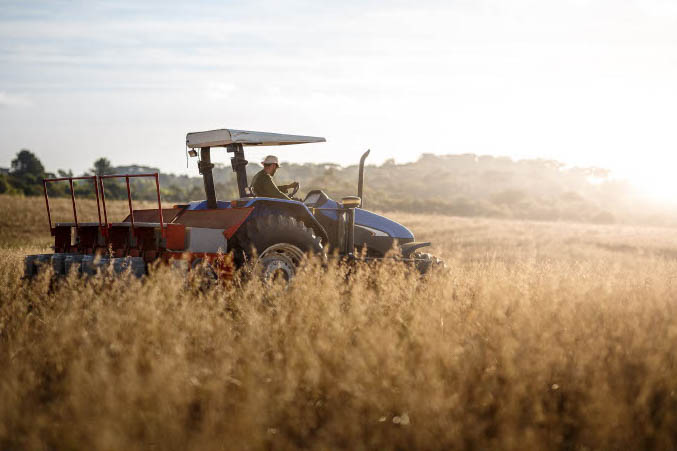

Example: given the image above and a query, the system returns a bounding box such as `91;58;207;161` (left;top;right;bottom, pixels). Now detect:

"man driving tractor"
250;155;299;200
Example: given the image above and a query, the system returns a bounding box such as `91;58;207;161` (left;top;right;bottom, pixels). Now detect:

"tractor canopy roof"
186;128;326;149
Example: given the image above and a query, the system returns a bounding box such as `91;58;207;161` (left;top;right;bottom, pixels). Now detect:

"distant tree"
588;167;610;180
591;211;615;224
57;169;73;178
492;189;527;205
91;158;114;176
0;174;12;194
7;150;45;195
11;149;45;178
560;191;584;202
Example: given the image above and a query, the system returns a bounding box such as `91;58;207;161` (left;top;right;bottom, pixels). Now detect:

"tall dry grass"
2;196;677;449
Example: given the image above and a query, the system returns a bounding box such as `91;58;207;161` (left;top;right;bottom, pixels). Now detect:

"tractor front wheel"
412;252;445;274
258;243;303;282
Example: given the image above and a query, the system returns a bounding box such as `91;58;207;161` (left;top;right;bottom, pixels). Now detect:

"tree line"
0;150;201;201
1;148;667;225
1;150;119;196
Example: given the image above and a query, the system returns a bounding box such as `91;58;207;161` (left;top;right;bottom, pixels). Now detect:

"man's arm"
277;182;299;192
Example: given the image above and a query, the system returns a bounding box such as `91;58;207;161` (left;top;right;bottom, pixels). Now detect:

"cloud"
0;0;676;180
0;92;32;108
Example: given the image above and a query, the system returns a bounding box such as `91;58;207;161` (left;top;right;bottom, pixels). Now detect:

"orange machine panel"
166;223;186;250
123;208;183;224
173;208;253;235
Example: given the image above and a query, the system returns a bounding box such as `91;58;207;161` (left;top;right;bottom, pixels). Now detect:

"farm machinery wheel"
24;253;146;279
233;214;324;282
188;257;219;290
258;243;303;282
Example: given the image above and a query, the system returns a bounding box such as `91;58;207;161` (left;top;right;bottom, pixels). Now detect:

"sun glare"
627;167;677;205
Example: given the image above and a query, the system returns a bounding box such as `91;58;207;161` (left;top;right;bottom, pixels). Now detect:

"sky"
1;0;676;200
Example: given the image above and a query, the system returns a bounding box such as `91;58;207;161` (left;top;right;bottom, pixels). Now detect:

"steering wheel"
289;182;300;198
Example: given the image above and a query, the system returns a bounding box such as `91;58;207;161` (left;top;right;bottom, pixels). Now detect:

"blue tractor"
186;128;442;280
24;128;442;281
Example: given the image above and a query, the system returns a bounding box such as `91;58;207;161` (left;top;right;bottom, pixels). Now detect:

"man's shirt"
251;169;291;200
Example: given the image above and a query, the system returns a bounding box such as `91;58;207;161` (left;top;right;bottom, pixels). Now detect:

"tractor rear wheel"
234;214;324;281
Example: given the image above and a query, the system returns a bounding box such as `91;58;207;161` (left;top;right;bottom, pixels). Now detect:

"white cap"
262;155;280;166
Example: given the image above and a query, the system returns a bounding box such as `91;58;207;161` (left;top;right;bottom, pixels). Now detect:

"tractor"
24;128;442;281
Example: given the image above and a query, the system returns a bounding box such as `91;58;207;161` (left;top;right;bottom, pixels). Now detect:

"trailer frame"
42;173;166;242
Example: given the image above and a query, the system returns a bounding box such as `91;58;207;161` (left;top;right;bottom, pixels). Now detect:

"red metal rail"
98;173;165;238
42;175;102;234
42;173;165;238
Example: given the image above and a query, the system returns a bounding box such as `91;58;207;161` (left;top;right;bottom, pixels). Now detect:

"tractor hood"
310;194;413;240
354;209;414;240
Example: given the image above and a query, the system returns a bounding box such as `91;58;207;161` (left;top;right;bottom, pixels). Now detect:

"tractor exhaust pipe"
357;149;370;208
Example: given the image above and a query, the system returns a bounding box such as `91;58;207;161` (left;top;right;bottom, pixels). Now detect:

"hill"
3;150;675;226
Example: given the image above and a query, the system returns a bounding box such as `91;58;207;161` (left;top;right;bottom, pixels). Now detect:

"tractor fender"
242;198;330;244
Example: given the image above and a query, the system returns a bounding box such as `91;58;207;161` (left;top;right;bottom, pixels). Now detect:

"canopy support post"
199;147;218;209
228;143;248;198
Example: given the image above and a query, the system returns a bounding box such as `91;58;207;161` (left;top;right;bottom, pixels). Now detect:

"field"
2;194;677;450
